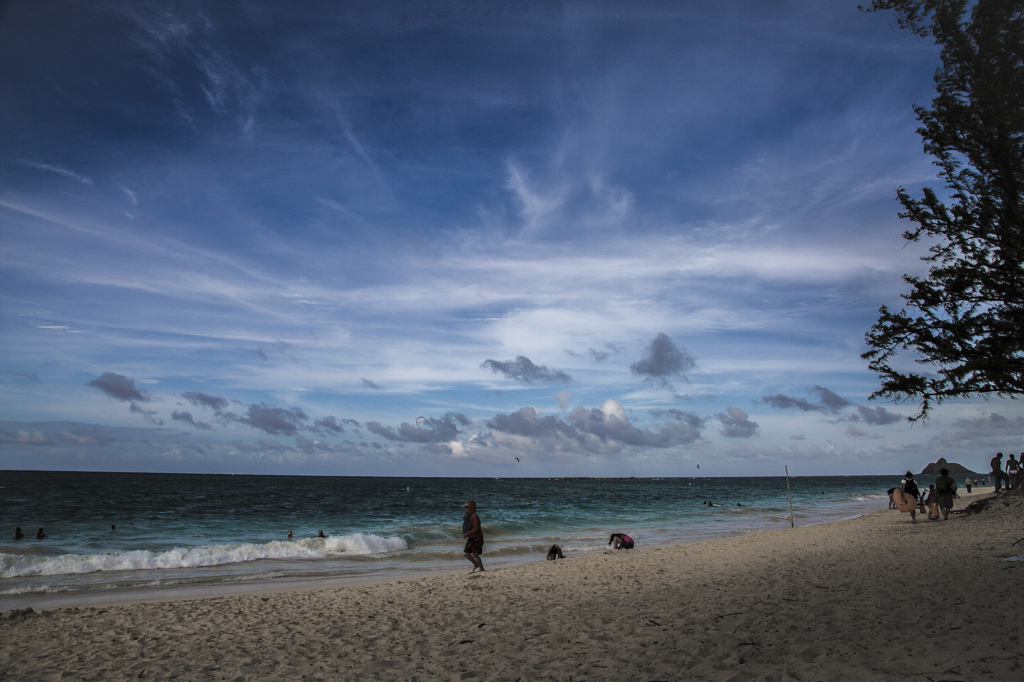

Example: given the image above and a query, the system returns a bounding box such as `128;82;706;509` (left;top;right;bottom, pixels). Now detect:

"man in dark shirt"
991;453;1005;492
934;468;957;520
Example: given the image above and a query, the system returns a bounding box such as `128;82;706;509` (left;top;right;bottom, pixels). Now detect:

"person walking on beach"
991;453;1005;493
924;485;939;520
462;500;484;573
900;472;921;523
964;477;972;494
934;468;957;521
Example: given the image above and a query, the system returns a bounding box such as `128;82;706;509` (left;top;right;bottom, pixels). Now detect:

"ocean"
1;471;912;611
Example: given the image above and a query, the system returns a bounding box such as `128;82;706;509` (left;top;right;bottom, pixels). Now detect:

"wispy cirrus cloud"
18;160;92;185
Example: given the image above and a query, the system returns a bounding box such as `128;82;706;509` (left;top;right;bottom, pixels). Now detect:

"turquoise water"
1;471;908;609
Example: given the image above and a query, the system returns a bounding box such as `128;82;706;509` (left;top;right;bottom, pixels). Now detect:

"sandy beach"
2;488;1021;681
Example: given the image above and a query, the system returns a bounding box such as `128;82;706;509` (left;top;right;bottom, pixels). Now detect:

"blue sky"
2;0;1021;477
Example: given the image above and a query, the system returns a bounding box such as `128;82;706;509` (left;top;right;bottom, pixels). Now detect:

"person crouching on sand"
608;533;634;549
462;500;484;573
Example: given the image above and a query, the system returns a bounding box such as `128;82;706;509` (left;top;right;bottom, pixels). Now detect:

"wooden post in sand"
785;465;794;528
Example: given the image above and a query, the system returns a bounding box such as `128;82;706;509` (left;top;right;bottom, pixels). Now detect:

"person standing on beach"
964;477;972;493
934;468;957;521
462;500;484;573
1005;454;1019;490
991;453;1005;492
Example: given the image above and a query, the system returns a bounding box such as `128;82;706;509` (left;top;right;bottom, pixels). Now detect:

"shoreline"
0;487;996;614
1;491;891;613
3;488;1021;680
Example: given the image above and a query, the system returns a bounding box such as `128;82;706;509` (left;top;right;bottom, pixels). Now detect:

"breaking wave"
0;534;407;579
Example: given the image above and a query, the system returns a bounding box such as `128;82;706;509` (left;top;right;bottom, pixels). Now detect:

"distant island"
920;457;979;475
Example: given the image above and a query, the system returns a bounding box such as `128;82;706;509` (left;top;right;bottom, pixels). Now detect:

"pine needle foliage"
861;0;1024;421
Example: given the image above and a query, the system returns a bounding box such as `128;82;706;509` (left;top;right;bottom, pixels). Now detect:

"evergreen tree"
861;0;1024;420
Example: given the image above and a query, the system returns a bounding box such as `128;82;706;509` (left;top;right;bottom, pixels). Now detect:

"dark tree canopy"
861;0;1024;421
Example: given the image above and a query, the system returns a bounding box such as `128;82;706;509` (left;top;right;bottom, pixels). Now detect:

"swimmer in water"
34;528;48;539
110;525;116;532
12;527;25;540
287;530;293;538
608;533;634;550
317;529;325;538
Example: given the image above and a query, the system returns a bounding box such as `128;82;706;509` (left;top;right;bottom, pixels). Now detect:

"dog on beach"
546;544;564;560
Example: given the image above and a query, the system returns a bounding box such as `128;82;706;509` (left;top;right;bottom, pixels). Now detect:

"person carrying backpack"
934;468;957;520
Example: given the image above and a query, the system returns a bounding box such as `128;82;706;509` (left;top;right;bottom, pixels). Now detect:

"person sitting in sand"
34;528;48;539
12;527;25;540
546;544;564;560
608;533;634;550
462;500;484;573
934;468;957;521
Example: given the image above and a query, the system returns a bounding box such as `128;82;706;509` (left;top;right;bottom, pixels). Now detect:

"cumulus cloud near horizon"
366;412;471;444
484;400;705;455
717;407;759;438
555;390;571;410
0;428;53;445
935;412;1024;443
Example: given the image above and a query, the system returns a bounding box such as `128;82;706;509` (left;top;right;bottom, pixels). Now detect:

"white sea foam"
0;533;407;578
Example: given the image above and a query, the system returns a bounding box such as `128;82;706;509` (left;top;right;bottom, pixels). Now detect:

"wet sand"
2;489;1021;681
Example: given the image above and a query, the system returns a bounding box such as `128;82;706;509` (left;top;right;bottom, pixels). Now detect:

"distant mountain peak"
920;457;979;475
